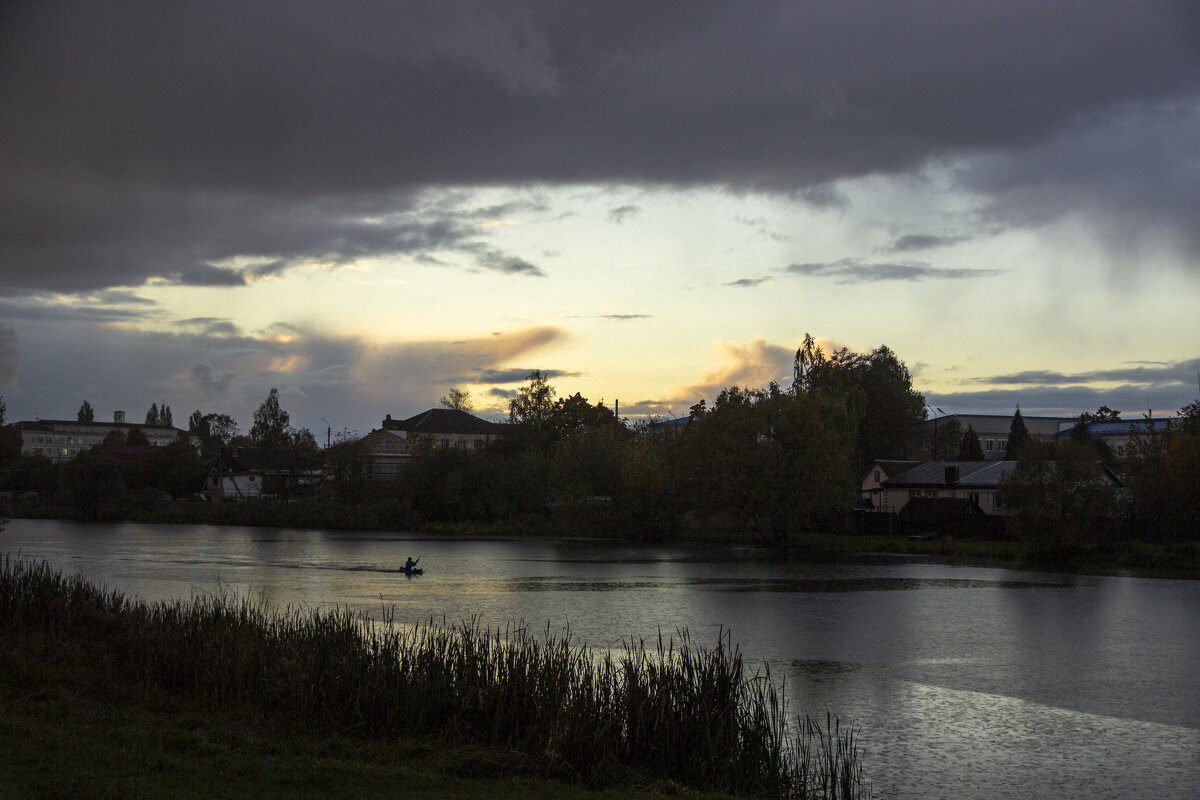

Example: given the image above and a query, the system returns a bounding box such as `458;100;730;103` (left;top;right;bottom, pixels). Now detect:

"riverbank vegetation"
3;337;1198;575
0;555;870;799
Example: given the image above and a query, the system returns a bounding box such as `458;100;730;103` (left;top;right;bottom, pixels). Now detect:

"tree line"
0;389;322;518
2;342;1198;541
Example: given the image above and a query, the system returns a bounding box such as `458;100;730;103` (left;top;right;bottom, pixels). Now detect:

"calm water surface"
4;519;1197;799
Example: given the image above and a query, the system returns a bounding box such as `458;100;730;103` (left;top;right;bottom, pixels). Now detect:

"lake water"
3;518;1197;799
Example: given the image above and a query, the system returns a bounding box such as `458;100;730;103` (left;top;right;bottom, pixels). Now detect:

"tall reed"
0;554;869;798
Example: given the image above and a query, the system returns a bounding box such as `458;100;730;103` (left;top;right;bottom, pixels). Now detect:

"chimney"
113;410;126;423
944;465;959;485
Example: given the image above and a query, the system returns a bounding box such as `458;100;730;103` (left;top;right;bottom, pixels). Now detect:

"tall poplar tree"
250;388;290;448
1007;408;1030;459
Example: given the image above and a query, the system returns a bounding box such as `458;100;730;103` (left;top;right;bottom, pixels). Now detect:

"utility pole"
320;418;331;449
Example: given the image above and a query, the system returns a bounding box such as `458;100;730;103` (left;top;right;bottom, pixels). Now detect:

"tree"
188;410;208;440
250;388;290;448
188;411;238;448
206;413;239;446
550;393;619;437
144;402;172;426
77;400;95;422
126;428;149;445
0;395;5;426
1123;407;1200;539
1007;408;1030;460
998;440;1121;521
509;371;557;445
791;334;925;468
440;387;474;411
958;425;984;460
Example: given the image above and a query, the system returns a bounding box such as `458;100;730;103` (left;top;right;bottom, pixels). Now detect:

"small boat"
401;567;423;575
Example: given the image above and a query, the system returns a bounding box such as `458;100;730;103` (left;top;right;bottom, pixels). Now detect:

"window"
999;439;1006;451
873;470;881;483
986;440;994;452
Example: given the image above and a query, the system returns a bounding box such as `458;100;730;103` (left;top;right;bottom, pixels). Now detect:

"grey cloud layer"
785;260;1005;283
3;1;1198;294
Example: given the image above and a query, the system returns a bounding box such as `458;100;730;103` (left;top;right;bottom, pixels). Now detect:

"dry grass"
1;554;869;799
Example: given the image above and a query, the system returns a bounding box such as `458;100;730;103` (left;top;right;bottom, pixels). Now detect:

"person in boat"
404;556;419;572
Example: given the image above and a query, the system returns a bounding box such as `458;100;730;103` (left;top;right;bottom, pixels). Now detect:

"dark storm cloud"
461;245;546;276
785;259;1004;283
977;361;1199;388
176;318;242;337
926;358;1200;417
189;363;236;400
170;264;248;287
0;297;162;324
927;385;1194;419
0;324;17;387
2;0;1197;294
608;204;641;224
476;368;578;385
882;234;972;253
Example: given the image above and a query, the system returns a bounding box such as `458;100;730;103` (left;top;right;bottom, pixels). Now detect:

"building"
11;410;189;463
358;427;414;480
362;409;509;479
1056;417;1182;458
909;413;1073;461
866;460;1020;515
382;408;508;449
860;459;920;512
202;447;322;500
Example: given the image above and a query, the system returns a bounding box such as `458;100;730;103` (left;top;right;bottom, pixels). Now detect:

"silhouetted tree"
958;425;984;460
77;400;95;422
440;387;474;411
250;389;290;448
1007;408;1030;460
144;402;172;426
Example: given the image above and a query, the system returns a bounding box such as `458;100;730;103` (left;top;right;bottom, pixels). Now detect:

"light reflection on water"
3;518;1198;799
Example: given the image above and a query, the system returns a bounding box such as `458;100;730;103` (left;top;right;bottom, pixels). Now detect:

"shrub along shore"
0;555;870;799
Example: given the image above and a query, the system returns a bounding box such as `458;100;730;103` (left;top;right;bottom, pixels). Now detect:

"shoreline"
5;501;1198;580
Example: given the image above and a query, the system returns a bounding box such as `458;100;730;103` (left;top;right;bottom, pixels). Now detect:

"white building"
909;413;1073;461
865;460;1019;515
11;410;188;463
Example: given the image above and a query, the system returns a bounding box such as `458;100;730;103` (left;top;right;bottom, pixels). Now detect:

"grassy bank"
0;555;870;800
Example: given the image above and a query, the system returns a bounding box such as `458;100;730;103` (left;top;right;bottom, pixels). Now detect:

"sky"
2;1;1199;440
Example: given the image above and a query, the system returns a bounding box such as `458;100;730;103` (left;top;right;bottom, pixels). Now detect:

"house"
11;410;189;463
1056;417;1182;458
860;460;920;512
908;413;1073;461
202;449;264;500
361;409;509;479
358;427;414;480
202;447;322;500
382;408;508;450
868;460;1020;515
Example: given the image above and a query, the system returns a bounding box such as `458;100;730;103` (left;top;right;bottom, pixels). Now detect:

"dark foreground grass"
0;555;870;799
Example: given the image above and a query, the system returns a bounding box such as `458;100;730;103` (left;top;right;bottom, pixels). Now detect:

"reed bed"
0;554;869;799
